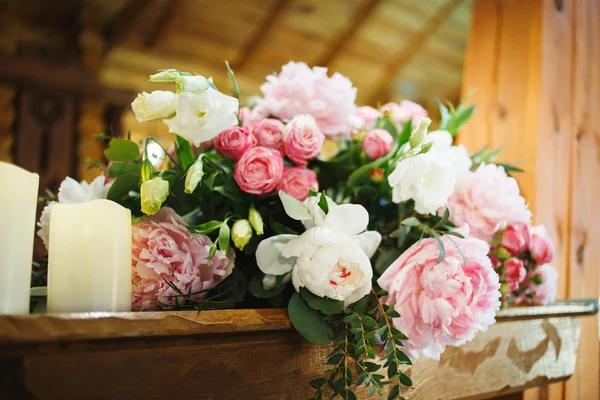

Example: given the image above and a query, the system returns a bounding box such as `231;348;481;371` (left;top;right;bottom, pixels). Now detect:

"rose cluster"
489;223;557;306
214;113;323;200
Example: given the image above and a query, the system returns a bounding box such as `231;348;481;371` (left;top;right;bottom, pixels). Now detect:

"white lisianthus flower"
255;192;381;305
175;75;210;93
37;176;110;248
140;177;169;216
131;91;176;122
164;88;239;146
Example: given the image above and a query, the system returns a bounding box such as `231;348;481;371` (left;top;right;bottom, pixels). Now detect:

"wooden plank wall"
459;1;599;399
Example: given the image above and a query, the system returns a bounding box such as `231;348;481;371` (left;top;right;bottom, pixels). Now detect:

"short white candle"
48;199;132;313
0;162;39;314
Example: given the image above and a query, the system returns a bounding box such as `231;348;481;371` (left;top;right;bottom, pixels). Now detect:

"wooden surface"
0;302;596;400
460;1;600;399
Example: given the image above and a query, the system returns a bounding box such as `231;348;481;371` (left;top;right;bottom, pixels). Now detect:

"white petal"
355;231;382;259
324;204;369;235
279;190;311;220
343;280;372;307
262;273;292;290
255;234;297;275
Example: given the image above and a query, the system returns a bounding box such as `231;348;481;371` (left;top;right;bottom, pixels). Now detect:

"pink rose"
353;106;381;130
214;126;255;160
504;258;526;291
380;100;428;127
258;61;357;137
378;226;501;360
501;223;531;255
237;106;269;130
252;118;285;152
530;230;555;265
278;167;318;201
362;128;393;159
284;114;325;166
447;164;532;242
131;208;235;311
234;146;284;195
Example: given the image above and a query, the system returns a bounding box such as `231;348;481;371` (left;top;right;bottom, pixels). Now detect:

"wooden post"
77;100;106;182
460;1;600;400
0;84;16;163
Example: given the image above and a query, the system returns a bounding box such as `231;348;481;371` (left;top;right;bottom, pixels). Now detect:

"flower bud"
369;168;384;183
140;177;169;215
175;75;210;93
184;156;204;194
501;223;531;255
248;206;264;235
232;219;253;250
410;117;431;148
141;159;154;182
318;138;341;161
504;258;526;291
494;246;512;261
149;69;180;82
131;91;176;122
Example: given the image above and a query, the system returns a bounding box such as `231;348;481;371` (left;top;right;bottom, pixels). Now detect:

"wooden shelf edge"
0;300;596;347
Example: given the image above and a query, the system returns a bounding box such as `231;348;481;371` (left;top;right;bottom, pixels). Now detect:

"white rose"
388;152;455;214
37;176;110;248
131;91;176;122
164;88;239;146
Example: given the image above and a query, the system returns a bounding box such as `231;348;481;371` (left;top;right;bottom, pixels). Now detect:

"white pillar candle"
0;162;39;315
48;199;132;313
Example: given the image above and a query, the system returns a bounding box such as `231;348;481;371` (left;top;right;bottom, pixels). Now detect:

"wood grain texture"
0;309;590;400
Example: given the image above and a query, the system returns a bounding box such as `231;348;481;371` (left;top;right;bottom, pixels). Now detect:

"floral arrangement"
36;61;558;399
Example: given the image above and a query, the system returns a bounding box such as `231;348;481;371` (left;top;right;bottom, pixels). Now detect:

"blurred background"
0;0;471;185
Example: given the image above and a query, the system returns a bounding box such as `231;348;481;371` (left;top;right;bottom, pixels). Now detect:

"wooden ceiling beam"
104;0;158;51
144;0;181;48
368;0;465;105
316;0;382;67
231;0;292;71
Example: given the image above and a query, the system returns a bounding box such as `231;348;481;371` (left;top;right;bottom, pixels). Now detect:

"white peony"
256;192;380;305
37;176;110;248
131;91;176;122
163;88;239;146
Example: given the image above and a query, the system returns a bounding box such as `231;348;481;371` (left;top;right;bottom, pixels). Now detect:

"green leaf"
287;292;333;345
214;184;244;203
446;235;467;266
187;220;222;234
248;274;286;299
310;378;326;390
399;373;412;387
432;232;445;263
218;220;231;254
175;135;195;170
433;208;450;229
397;121;412;147
104;139;140;162
107;162;141;178
204;172;219;190
300;288;344;316
327;354;344;365
364;362;380;372
401;217;420;227
317;192;329;214
389;226;409;239
347;390;357;400
444;230;465;239
106;173;140;202
388;385;400;400
224;60;240;101
279;190;311;220
270;220;299;235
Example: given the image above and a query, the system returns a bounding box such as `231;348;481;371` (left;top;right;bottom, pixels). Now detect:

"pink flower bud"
362;129;393;159
501;223;531;255
234;147;284;196
369;168;384;183
214;126;255;160
530;233;555;265
278;167;318;201
284;115;325;166
504;258;526;291
252;118;285;152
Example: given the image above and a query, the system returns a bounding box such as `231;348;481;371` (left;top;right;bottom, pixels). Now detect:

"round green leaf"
248;274;286;299
104;139;140;162
300;287;344;315
287;292;333;345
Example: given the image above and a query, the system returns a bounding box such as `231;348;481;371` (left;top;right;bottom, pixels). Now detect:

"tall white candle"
48;199;132;313
0;162;39;315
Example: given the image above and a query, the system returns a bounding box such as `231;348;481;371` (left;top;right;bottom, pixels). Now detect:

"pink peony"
237;106;269;130
501;223;531;255
284;114;325;166
278;167;319;201
252;118;285;152
131;208;235;311
259;61;357;137
378;226;501;360
380;100;428;127
504;258;526;291
530;230;555;265
362;128;394;159
214;126;256;160
447;164;532;242
353;106;381;130
234;146;284;195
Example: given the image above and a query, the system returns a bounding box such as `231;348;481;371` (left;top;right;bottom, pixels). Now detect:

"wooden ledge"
0;300;596;348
